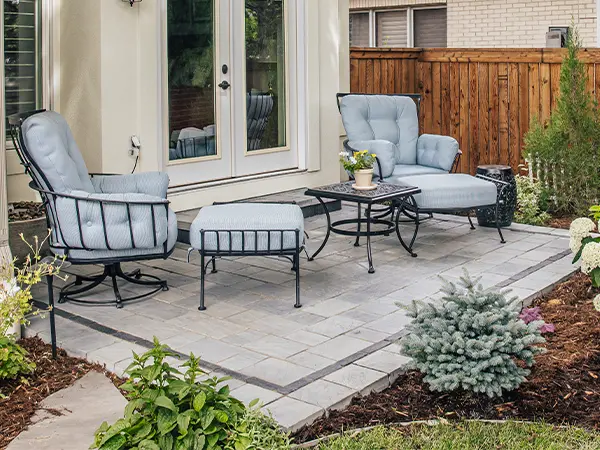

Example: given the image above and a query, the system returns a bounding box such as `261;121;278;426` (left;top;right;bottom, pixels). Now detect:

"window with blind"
414;8;447;47
376;10;407;47
4;0;42;121
350;12;370;47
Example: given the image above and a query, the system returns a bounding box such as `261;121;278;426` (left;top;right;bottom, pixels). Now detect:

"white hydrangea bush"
570;213;600;287
400;273;547;398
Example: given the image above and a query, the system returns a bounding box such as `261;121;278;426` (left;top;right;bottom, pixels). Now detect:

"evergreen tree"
400;273;546;398
524;25;600;215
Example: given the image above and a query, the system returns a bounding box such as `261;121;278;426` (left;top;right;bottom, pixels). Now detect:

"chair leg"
495;202;506;244
294;251;302;309
199;252;207;311
467;212;476;230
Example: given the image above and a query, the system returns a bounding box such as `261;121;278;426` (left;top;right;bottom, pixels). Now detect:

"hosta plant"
400;273;547;398
91;339;290;450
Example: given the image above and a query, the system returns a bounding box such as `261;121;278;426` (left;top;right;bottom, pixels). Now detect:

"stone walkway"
26;206;574;430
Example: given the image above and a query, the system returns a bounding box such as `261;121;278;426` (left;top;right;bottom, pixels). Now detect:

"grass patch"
318;421;600;450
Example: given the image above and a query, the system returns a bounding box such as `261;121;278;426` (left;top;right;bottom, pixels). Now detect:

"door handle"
218;80;231;90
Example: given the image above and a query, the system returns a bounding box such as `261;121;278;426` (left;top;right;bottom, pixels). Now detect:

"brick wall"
169;86;215;138
447;0;597;47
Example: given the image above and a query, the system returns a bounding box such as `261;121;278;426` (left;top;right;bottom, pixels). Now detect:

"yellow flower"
371;154;377;158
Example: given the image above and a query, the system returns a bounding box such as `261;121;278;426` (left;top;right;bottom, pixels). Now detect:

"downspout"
0;0;11;265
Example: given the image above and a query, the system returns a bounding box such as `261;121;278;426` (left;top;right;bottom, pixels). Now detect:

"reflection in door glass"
168;0;217;161
245;0;287;152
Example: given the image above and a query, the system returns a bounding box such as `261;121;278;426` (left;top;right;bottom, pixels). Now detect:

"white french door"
166;0;299;187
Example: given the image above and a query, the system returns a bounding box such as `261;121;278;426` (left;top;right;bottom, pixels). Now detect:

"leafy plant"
570;217;600;287
241;403;291;449
0;335;35;381
400;272;547;398
339;150;377;174
524;25;600;216
590;205;600;222
514;172;551;226
519;307;555;334
91;339;289;450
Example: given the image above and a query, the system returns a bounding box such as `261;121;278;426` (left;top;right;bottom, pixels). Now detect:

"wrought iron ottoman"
393;173;509;250
188;203;304;311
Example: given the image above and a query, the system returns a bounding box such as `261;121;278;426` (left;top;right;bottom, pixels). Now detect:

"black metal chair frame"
8;110;173;309
195;229;302;311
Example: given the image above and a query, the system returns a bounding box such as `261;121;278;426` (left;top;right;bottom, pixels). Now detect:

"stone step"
176;188;341;244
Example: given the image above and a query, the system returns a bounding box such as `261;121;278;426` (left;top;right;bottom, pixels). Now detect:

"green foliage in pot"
400;272;547;398
91;338;291;450
514;173;551;226
524;25;600;216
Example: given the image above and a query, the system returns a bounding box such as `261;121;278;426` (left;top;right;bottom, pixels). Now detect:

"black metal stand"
46;274;57;359
58;263;168;309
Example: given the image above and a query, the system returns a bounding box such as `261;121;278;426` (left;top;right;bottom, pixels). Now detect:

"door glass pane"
167;0;217;161
245;0;286;151
4;0;42;124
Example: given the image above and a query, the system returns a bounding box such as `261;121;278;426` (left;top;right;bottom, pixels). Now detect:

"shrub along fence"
349;47;600;174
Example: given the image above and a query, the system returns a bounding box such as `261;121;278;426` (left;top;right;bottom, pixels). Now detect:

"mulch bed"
0;338;122;450
547;215;576;230
293;272;600;443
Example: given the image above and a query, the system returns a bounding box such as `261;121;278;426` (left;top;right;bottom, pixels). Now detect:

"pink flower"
539;323;556;334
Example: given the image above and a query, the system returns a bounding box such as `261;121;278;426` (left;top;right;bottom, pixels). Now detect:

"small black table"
475;165;517;228
305;182;420;273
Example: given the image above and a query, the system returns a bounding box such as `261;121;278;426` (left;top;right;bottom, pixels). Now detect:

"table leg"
395;196;419;258
354;204;361;247
308;196;332;261
366;204;375;274
46;275;57;359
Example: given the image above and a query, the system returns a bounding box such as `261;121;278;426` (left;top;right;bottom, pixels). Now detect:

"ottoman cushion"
393;174;497;210
190;203;304;252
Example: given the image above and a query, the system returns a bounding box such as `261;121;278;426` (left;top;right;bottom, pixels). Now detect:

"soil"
293;272;600;443
547;215;576;230
8;202;45;222
0;338;122;450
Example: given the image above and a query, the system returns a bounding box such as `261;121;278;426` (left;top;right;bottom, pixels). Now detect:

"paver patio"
26;204;574;430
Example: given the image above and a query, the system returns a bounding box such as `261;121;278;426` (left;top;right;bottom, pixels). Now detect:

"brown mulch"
547;216;577;230
0;338;123;450
293;272;600;443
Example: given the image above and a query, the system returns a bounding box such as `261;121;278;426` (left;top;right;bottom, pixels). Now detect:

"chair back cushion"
247;93;274;151
340;95;419;165
21;111;94;194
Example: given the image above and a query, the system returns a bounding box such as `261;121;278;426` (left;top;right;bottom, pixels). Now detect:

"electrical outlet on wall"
129;135;141;157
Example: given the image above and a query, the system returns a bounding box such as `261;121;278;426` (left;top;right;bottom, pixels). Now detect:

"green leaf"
207;433;219;448
214;410;228;423
248;398;259;408
177;411;192;435
99;434;127;450
155;395;178;412
573;236;595;263
195;435;206;449
201;411;215;430
141;364;162;382
131;420;152;442
168;380;191;401
592;268;600;288
138;439;161;450
98;419;130;448
158;434;174;450
157;408;178;436
124;399;146;419
193;392;206;412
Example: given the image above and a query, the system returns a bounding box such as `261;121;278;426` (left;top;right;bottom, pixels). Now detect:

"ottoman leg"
211;257;218;274
199;252;207;311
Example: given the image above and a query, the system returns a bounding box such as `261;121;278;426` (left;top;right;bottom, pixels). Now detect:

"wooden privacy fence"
349;47;600;174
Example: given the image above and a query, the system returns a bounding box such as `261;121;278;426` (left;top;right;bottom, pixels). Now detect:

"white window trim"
351;5;447;48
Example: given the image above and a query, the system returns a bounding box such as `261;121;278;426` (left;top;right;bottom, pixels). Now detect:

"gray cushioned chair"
337;94;461;182
8;110;177;308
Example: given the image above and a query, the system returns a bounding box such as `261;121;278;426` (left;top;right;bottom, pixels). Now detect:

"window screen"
414;8;447;48
350;12;370;47
4;0;42;120
376;10;407;47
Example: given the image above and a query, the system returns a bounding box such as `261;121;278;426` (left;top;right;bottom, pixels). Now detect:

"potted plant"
339;150;377;189
8;202;49;265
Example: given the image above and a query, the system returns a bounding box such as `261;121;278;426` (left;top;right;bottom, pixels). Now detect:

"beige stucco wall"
7;0;348;211
350;0;597;47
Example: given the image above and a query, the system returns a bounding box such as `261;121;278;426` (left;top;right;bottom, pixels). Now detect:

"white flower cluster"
0;278;20;303
581;242;600;275
338;151;357;165
569;217;597;253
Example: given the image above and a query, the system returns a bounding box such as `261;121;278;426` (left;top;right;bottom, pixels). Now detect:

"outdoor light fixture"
123;0;142;6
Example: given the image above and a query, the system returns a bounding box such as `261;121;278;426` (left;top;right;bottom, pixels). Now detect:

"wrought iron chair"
8;110;178;308
247;92;274;151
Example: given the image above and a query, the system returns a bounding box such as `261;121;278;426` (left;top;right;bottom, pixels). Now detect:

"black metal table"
475;165;517;228
305;182;420;274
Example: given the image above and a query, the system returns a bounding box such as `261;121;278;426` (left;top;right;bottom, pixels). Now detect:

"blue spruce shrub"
400;273;547;398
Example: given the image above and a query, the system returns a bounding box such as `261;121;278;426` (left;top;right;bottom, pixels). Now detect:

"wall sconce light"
123;0;142;6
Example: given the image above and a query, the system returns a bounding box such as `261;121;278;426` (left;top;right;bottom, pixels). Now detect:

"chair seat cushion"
189;203;304;252
393;174;498;210
386;164;448;180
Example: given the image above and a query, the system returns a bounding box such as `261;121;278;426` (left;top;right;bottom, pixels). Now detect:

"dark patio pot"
9;216;50;264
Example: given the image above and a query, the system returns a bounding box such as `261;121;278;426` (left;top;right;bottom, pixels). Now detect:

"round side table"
476;165;517;228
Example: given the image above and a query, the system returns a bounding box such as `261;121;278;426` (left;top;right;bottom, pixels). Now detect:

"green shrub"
524;26;600;216
0;335;35;381
91;338;290;450
400;273;547;398
514;174;551;226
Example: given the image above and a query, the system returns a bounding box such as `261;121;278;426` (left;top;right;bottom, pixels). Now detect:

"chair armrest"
344;139;396;180
416;134;459;172
42;188;171;252
91;172;170;198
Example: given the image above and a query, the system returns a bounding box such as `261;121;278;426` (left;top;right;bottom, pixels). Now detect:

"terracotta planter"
9;216;50;265
354;169;374;188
